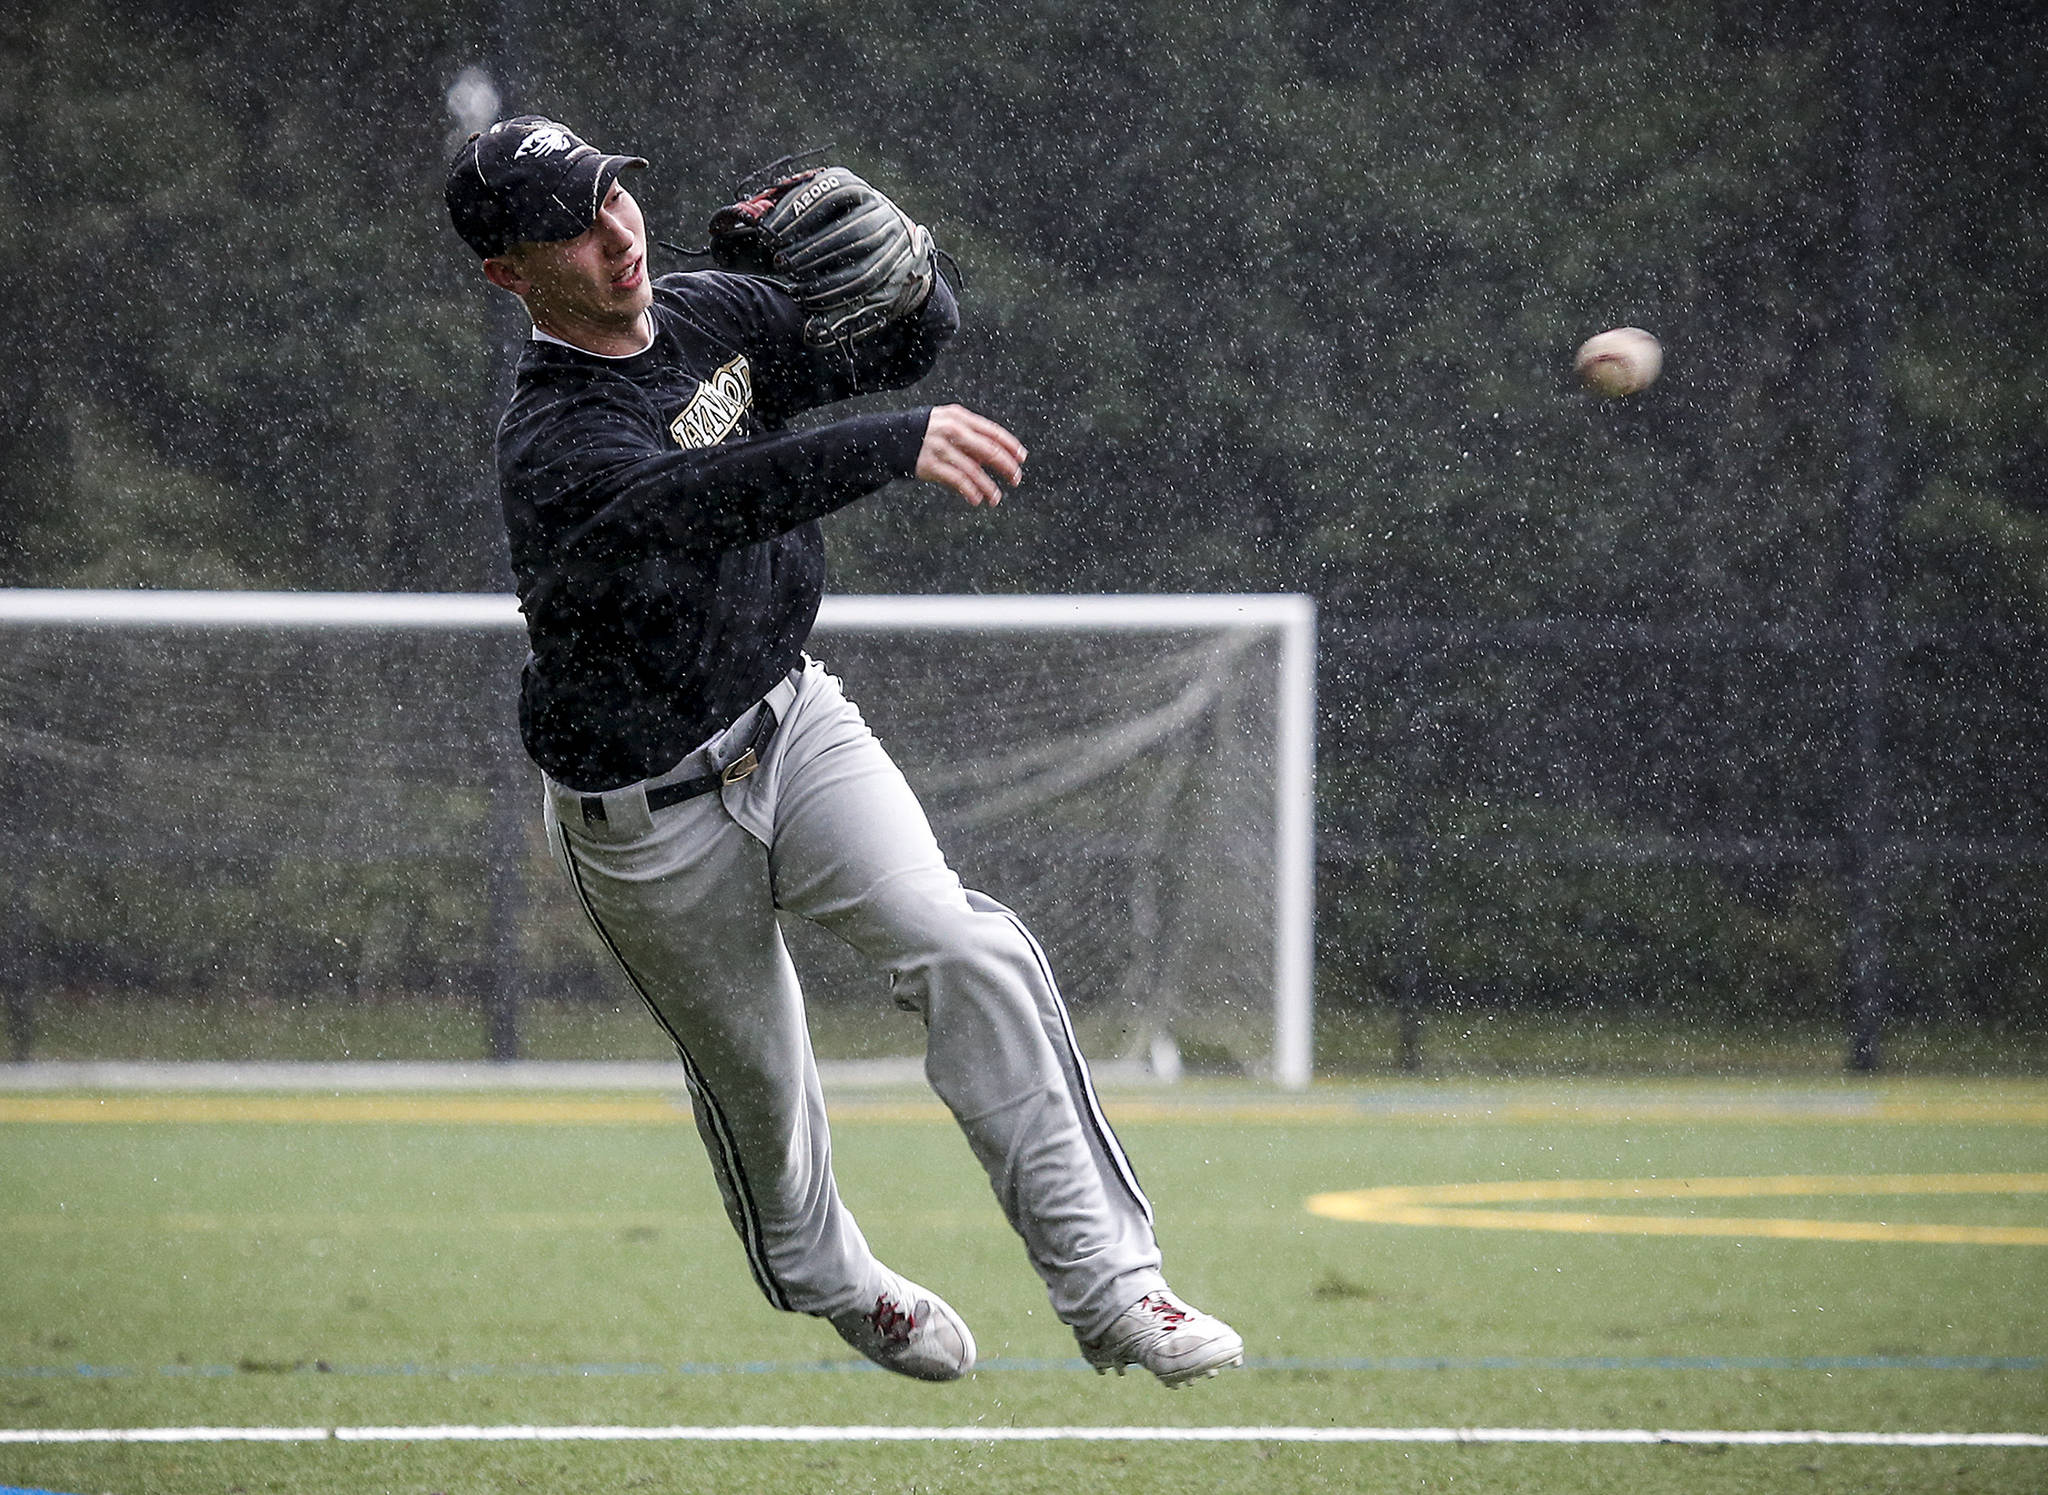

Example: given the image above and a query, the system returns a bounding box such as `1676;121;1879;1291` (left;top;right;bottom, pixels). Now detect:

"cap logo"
513;125;577;160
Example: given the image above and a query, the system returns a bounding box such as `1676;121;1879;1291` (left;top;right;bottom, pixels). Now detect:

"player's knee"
923;909;1057;1026
939;900;1038;973
859;884;1053;1019
962;888;1015;920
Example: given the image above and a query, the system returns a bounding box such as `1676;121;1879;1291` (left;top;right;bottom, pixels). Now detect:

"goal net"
0;591;1314;1085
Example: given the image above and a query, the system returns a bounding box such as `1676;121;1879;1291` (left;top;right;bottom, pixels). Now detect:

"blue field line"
1;1353;2038;1380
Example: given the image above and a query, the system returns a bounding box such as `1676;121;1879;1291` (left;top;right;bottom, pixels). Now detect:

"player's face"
498;182;652;338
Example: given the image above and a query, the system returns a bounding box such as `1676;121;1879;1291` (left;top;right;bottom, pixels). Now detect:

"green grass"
20;992;2048;1076
16;994;681;1064
14;994;1050;1065
4;1081;2047;1493
1313;1007;2048;1077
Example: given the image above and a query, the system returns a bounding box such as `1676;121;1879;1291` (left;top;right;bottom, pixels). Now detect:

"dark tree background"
2;0;2043;1058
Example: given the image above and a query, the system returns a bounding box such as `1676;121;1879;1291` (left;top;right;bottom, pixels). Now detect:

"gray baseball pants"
541;656;1167;1339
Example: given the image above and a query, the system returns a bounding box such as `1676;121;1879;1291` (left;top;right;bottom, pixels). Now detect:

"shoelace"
869;1294;919;1345
1137;1293;1191;1330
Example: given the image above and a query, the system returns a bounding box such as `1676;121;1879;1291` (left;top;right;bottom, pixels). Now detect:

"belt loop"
581;795;608;826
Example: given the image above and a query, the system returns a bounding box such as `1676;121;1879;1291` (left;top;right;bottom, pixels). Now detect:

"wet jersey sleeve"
500;376;927;564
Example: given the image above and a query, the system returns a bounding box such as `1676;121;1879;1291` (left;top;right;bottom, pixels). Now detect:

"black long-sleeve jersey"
496;270;958;790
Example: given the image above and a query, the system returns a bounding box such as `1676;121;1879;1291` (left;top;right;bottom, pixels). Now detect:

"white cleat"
828;1273;976;1382
1078;1289;1245;1389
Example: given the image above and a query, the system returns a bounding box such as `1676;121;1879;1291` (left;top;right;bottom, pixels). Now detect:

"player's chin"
619;274;653;313
608;256;650;299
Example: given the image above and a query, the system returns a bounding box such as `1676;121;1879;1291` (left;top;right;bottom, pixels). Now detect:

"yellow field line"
0;1211;688;1235
1307;1173;2048;1245
0;1207;988;1235
1325;1173;2048;1205
1504;1101;2048;1124
2;1095;2047;1125
1103;1100;2048;1124
0;1097;693;1124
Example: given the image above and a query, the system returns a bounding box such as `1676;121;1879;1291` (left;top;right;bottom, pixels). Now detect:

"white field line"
1;1425;2043;1447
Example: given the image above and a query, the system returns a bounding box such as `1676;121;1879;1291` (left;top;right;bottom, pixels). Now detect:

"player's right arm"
500;375;926;564
669;274;1024;506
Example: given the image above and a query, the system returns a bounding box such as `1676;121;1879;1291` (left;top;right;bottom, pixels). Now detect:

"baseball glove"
701;165;937;346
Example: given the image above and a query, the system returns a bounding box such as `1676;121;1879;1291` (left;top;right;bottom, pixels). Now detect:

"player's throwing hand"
917;405;1026;507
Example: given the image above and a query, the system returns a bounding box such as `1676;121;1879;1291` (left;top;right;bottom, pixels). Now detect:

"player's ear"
482;253;531;297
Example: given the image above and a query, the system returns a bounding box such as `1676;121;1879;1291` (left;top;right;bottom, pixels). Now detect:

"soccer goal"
0;590;1315;1087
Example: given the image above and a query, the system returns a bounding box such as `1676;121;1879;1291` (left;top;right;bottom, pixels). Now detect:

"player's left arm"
682;167;962;414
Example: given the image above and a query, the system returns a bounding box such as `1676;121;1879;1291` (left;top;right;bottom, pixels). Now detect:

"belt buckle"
720;748;759;785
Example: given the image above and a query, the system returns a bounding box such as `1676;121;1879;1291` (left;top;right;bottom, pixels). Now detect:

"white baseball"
1574;327;1663;398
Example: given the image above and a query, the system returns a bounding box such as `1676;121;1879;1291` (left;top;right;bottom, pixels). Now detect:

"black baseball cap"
445;116;648;258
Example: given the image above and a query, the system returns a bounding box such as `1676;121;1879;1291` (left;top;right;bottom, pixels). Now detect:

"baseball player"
445;116;1243;1388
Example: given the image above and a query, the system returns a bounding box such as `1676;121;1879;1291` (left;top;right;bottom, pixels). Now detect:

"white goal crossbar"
0;590;1316;1087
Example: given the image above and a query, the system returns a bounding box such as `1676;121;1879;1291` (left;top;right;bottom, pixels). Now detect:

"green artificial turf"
4;1081;2046;1494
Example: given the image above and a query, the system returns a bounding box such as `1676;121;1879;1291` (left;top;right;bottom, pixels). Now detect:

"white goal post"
0;590;1316;1087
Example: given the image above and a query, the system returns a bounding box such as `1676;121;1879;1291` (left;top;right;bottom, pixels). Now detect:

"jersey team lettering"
670;355;754;449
